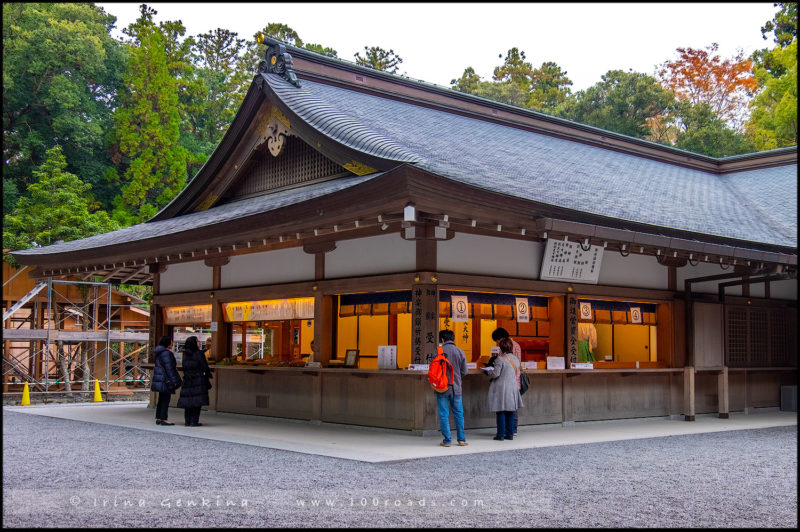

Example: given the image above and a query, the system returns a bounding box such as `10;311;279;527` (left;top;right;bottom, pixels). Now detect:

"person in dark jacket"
150;335;182;426
176;336;212;426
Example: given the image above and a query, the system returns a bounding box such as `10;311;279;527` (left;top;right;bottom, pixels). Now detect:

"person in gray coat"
484;337;523;440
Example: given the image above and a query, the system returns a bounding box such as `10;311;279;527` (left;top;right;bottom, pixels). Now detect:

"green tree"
110;5;188;224
2;2;125;212
451;67;529;107
354;46;403;74
557;70;676;138
187;28;250;163
746;38;798;150
761;2;798;47
492;48;572;111
3;145;117;254
673;101;756;156
303;43;338;57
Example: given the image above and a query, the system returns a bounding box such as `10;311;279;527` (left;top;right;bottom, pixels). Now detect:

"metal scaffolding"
3;277;151;399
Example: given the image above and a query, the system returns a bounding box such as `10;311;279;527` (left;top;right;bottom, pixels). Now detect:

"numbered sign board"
539;239;603;284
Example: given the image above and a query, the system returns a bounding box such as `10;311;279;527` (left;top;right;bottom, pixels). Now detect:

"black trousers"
155;392;172;420
184;406;201;425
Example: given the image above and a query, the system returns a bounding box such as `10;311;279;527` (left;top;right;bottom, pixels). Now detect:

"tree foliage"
492;48;572;111
109;5;188;224
354;46;403;73
657;43;758;131
746;38;797;150
3;145;117;254
558;70;675;139
452;48;571;113
2;2;124;213
761;2;798;47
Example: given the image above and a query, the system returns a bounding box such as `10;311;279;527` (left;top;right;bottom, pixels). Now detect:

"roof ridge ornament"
259;42;301;88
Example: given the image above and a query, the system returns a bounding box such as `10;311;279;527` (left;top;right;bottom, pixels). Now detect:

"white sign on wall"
539;239;603;284
451;295;469;322
579;302;593;321
515;297;530;323
378;345;397;369
630;307;642;324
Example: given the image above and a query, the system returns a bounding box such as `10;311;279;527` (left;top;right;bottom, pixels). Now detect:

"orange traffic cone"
93;379;103;402
21;382;31;406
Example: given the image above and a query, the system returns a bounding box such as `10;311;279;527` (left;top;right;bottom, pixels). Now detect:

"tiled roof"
15;174;379;256
276;76;796;248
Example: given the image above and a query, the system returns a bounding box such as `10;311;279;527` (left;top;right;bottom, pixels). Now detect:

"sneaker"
440;442;451;447
189;422;203;427
493;435;504;441
457;441;468;446
505;435;513;440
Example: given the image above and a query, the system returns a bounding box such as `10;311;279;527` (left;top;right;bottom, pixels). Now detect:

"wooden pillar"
411;279;438;364
683;366;695;421
717;366;729;418
304;241;336;366
148;264;167;363
314;293;334;366
205;257;230;362
566;294;579;366
471;316;482;362
668;265;677;292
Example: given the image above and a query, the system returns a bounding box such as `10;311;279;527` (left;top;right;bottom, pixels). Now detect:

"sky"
97;2;779;92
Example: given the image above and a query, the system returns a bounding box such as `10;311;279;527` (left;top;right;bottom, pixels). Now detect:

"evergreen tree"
3;145;117;255
110;5;188;224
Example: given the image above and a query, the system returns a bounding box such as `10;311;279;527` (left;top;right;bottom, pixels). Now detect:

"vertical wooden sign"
412;283;439;364
567;294;579;365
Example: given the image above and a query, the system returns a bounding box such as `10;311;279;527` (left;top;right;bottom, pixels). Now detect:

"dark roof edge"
277;40;797;173
151;80;266;221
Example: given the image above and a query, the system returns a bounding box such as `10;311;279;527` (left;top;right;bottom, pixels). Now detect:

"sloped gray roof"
15;174;379;256
269;75;796;248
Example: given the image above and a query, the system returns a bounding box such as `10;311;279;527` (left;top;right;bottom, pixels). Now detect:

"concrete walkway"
5;402;796;463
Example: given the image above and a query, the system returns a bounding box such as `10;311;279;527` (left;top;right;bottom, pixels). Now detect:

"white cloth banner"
515;297;530;322
451;295;469;322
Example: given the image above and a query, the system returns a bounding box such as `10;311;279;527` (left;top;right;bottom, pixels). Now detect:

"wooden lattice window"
726;305;797;368
226;136;351;199
726;308;748;367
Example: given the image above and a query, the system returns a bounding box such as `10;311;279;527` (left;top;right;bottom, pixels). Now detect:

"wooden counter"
145;364;792;431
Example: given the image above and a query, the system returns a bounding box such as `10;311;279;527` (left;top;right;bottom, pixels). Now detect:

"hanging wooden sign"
515;297;530;323
451;295;469;322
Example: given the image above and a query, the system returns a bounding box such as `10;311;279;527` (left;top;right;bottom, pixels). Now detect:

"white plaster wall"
769;278;797;300
675;261;742;296
160;260;213;294
438;233;543;279
597;251;669;290
326;234;416;278
221;247;314;288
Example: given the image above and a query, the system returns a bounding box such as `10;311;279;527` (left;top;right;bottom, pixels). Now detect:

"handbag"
519;372;530;395
507;356;530;395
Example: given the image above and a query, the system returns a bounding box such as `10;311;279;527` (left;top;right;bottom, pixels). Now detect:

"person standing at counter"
484;337;523;441
177;336;213;427
491;328;522;434
436;329;469;447
150;335;181;426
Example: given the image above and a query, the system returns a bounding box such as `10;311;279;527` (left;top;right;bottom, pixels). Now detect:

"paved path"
5;402;796;462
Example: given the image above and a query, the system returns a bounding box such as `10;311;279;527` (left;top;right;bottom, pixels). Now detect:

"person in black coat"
150;335;182;426
176;336;213;426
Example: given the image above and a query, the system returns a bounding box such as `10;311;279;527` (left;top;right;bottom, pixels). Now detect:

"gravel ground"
2;409;797;528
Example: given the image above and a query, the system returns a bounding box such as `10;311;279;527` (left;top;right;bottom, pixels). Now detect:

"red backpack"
428;346;454;393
